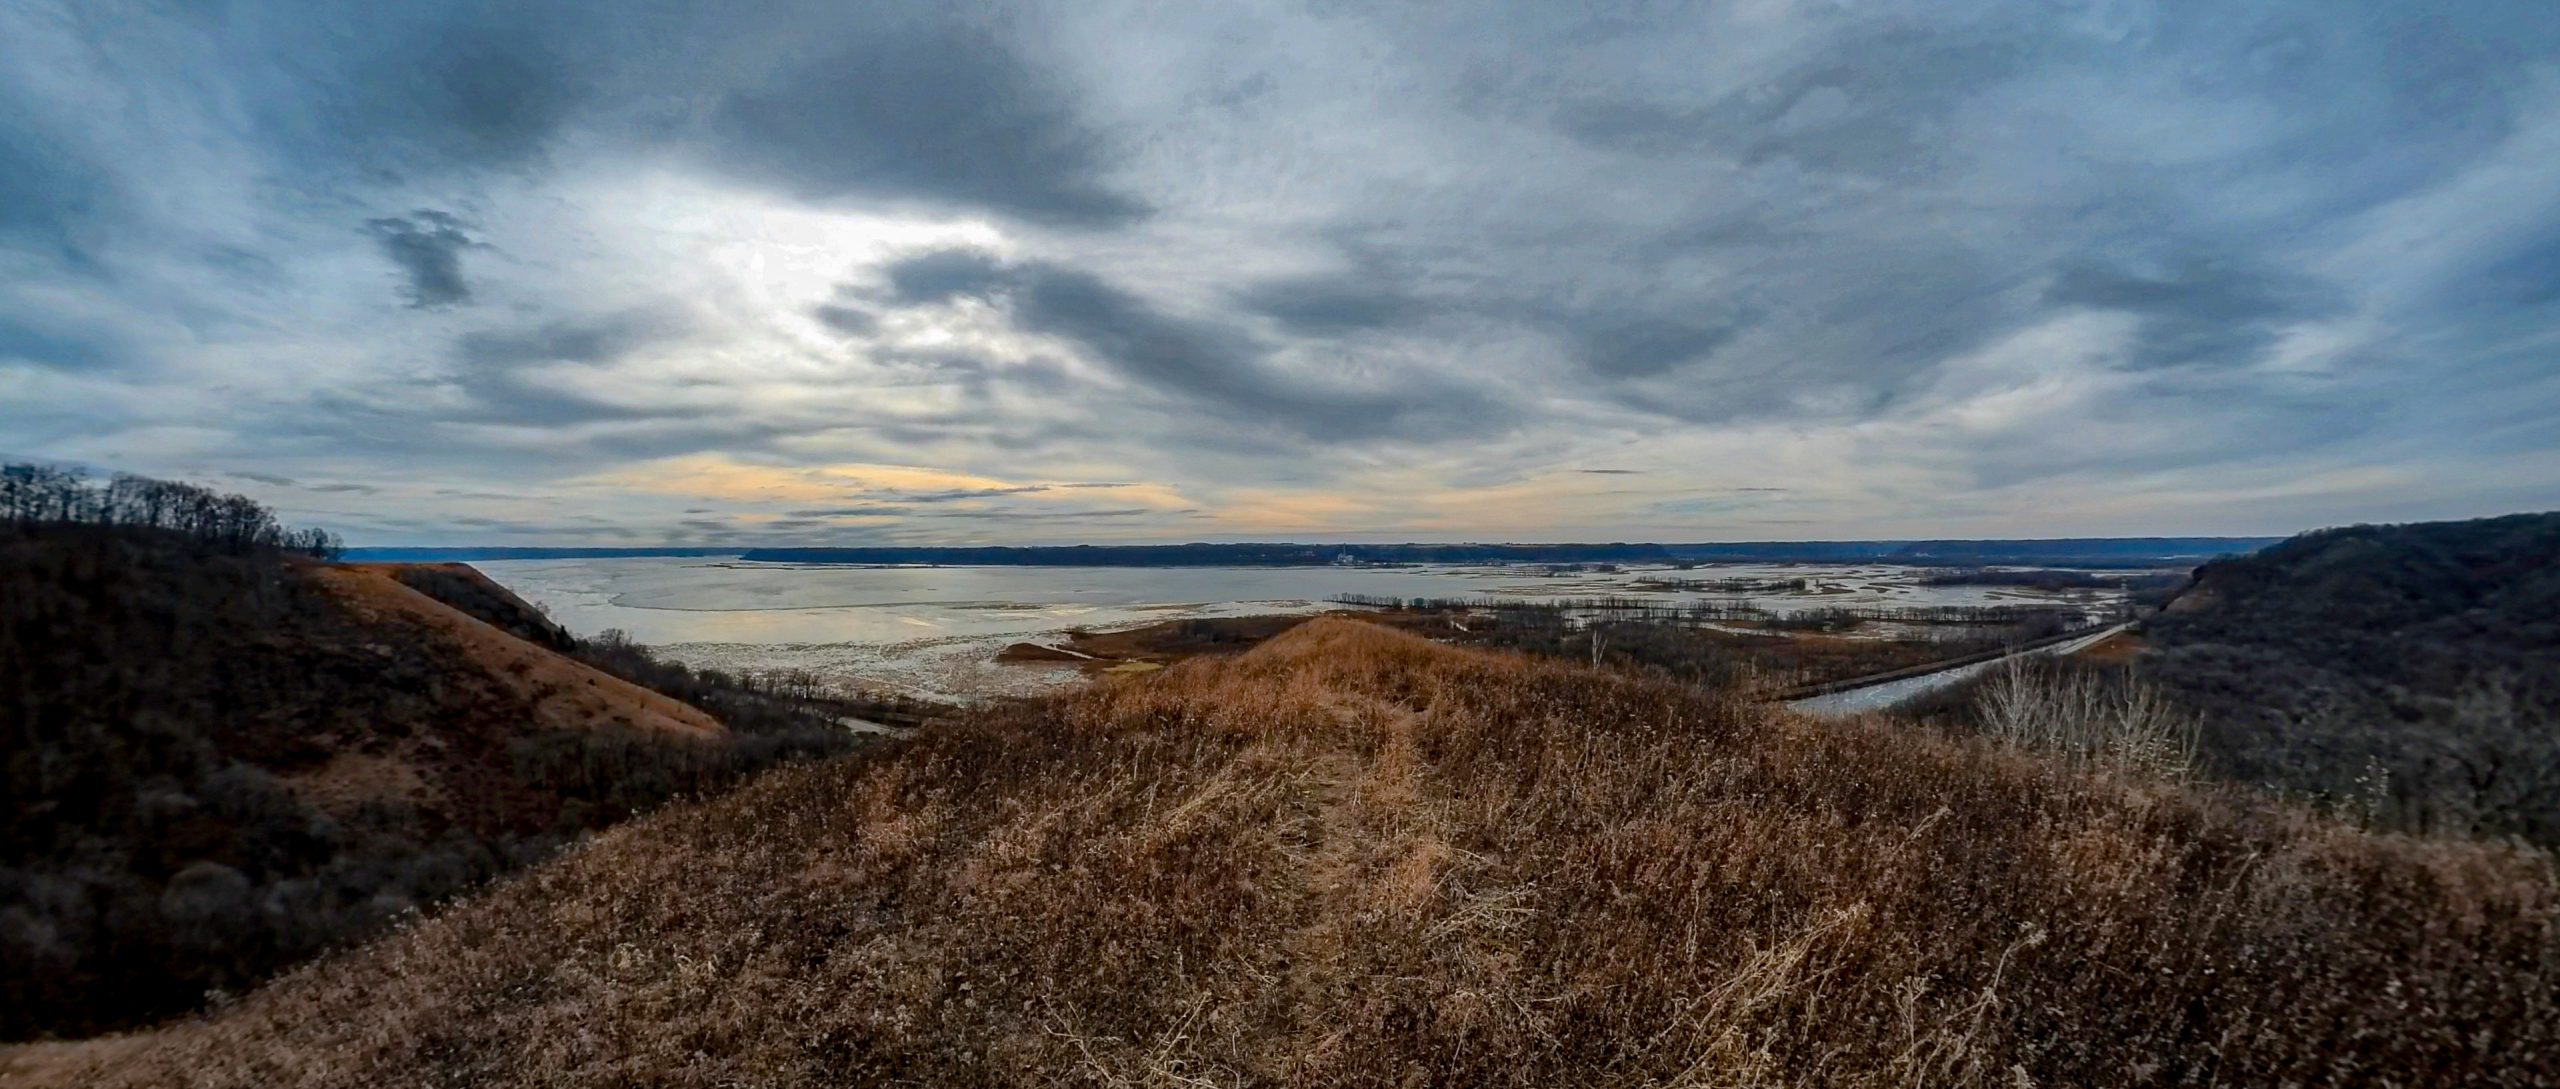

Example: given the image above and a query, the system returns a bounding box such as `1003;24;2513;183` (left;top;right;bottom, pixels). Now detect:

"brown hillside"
11;619;2554;1087
359;562;580;651
3;525;857;1039
311;565;722;744
276;564;724;821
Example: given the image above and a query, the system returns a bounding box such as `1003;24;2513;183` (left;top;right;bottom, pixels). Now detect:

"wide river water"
475;558;2111;701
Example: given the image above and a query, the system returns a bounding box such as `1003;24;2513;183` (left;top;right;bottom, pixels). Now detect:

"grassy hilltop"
14;619;2553;1087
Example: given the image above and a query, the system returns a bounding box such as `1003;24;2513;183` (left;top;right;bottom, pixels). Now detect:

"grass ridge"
12;619;2554;1086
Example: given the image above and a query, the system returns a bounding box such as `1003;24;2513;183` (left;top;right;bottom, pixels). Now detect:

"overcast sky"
4;1;2557;545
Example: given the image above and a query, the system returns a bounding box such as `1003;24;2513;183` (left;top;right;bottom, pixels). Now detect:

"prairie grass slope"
310;564;726;743
15;619;2556;1086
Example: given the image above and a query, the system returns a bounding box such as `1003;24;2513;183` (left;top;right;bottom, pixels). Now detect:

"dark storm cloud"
1483;1;2546;438
2043;257;2342;371
1535;229;2018;424
1238;276;1432;335
304;13;590;176
706;23;1145;227
0;316;118;371
1008;262;1491;440
871;249;1499;440
253;332;761;481
0;108;106;265
457;312;679;367
445;376;669;427
1553;26;2023;178
881;249;1013;304
1566;315;1745;380
574;419;801;461
2449;227;2560;311
812;304;876;336
112;1;1150;235
365;211;478;309
443;312;693;426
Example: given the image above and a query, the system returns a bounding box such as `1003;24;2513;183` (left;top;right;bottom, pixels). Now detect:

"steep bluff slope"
2147;511;2560;840
309;564;723;746
360;561;580;652
0;528;832;1038
13;619;2553;1087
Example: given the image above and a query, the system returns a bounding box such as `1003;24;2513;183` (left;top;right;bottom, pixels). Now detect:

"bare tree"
1974;658;2198;777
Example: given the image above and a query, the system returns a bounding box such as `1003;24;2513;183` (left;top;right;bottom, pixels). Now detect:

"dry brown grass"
310;565;725;741
12;619;2555;1087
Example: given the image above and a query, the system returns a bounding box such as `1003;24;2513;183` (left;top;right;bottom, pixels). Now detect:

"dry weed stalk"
1975;657;2199;777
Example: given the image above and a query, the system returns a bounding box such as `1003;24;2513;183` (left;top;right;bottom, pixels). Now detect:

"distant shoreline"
344;537;2277;569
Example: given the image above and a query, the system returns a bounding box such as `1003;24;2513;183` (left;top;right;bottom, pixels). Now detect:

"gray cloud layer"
366;211;477;309
2;0;2556;543
708;22;1147;226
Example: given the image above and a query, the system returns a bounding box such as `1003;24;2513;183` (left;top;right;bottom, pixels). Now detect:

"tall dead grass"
11;619;2555;1087
1973;656;2200;777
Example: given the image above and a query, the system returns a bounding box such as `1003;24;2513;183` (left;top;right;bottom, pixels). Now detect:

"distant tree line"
1918;568;2109;590
737;537;2280;569
742;543;1690;567
1334;594;2106;630
1629;576;1817;593
1345;599;2078;691
1;463;341;558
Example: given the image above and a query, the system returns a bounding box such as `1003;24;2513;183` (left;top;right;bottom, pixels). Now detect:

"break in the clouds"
3;0;2557;545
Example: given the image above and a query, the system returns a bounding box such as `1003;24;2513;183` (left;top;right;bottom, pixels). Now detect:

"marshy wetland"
479;557;2154;701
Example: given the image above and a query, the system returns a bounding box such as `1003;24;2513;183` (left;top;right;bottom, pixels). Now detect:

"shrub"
1972;657;2197;777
